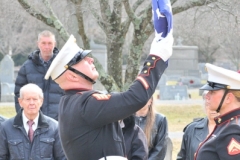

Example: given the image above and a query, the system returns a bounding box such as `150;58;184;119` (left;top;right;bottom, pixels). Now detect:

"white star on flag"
156;8;165;19
152;0;173;41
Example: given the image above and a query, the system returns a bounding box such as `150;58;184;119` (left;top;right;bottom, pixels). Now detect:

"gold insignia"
92;94;111;100
65;65;69;69
152;57;156;60
218;118;221;123
147;62;151;66
227;85;231;89
227;138;240;155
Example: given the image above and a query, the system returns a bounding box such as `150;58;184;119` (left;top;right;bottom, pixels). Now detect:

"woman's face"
205;89;225;112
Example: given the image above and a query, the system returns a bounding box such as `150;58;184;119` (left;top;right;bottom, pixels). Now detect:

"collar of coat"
28;47;59;65
13;109;49;129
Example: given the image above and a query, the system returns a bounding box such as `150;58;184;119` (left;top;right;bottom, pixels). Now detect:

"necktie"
27;120;34;142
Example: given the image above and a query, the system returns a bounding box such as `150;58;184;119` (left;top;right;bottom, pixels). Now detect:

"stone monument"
0;49;15;102
166;37;199;77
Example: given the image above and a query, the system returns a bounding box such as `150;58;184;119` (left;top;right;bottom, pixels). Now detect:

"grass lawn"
0;106;16;118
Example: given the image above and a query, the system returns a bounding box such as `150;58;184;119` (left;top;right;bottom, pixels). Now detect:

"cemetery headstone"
0;54;15;102
159;85;188;100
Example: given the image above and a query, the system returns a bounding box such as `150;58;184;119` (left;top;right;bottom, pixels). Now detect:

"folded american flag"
152;0;173;41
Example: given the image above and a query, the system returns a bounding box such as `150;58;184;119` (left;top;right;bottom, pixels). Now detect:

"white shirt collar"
22;112;39;134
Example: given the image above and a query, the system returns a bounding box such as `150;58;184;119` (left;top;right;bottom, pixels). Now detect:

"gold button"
231;118;234;120
144;70;147;73
147;62;151;66
152;57;156;60
218;118;221;123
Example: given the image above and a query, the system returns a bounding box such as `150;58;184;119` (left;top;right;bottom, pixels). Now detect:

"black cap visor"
200;81;228;91
67;50;92;66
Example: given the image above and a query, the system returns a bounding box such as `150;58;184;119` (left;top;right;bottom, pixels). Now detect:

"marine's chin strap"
216;89;229;113
66;65;96;84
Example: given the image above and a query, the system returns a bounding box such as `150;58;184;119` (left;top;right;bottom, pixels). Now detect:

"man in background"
0;83;66;159
14;30;64;120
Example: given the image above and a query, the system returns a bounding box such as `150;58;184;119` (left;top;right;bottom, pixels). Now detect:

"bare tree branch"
171;0;178;5
18;0;69;40
99;0;111;24
172;0;218;15
86;2;106;30
69;0;90;49
122;0;137;22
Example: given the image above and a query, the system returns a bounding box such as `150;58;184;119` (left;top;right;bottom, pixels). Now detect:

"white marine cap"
200;63;240;90
44;35;91;80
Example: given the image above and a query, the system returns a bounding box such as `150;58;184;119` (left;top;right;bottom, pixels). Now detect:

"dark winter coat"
122;115;148;160
135;113;168;160
14;48;65;120
177;117;208;160
0;110;66;160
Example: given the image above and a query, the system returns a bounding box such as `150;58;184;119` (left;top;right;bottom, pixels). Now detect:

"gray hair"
19;83;43;99
38;30;56;42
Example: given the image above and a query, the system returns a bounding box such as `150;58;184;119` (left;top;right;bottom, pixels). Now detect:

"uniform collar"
214;108;240;125
65;89;91;95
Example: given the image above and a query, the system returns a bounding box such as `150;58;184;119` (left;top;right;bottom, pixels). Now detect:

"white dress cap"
200;63;240;90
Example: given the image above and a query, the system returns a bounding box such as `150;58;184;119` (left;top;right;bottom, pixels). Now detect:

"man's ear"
18;98;23;108
65;71;79;82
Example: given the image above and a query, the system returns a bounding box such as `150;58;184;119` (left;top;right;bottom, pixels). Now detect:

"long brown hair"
144;97;156;147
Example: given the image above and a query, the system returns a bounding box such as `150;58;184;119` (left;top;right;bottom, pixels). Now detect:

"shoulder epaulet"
89;90;111;101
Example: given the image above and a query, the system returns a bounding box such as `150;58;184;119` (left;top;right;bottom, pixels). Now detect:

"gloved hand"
150;31;174;62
